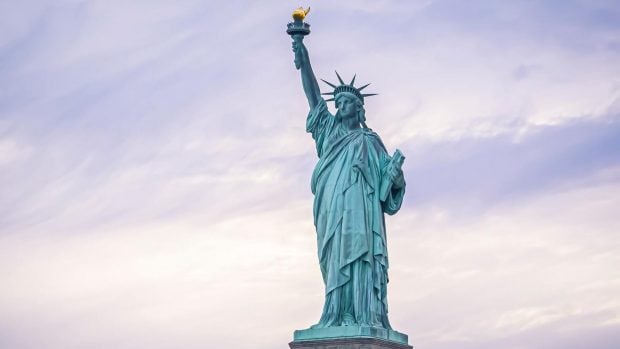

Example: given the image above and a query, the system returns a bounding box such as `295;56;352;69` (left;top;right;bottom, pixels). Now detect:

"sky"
1;1;619;348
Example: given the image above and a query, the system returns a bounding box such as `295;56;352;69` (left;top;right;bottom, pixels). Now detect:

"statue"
287;8;407;331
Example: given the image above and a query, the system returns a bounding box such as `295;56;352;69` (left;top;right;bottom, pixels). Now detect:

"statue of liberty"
288;8;407;331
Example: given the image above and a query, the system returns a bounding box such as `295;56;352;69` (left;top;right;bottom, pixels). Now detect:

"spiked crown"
321;71;377;105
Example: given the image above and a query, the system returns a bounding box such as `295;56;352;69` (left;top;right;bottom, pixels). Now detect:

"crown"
321;71;377;105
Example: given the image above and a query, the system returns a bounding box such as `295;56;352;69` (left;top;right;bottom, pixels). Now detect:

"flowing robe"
307;99;405;329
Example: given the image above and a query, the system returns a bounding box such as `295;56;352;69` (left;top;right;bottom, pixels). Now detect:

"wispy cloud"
1;1;619;349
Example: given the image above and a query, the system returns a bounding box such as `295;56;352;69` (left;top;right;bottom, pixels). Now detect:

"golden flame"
292;6;310;21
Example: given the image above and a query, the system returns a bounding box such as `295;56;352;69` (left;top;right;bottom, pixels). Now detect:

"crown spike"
321;79;337;88
358;83;371;91
321;74;376;105
335;71;345;85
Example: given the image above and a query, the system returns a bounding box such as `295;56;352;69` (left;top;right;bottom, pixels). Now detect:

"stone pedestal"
289;337;413;349
289;326;412;349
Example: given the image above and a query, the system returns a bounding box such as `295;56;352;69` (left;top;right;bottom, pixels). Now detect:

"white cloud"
387;180;620;348
1;2;619;349
0;138;31;165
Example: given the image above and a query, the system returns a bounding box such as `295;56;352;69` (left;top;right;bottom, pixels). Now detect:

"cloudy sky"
1;1;619;348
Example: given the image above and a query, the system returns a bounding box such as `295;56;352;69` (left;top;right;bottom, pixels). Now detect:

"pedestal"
289;326;412;349
289;337;412;349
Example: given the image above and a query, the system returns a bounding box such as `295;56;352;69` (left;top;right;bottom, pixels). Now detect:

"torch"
286;7;311;70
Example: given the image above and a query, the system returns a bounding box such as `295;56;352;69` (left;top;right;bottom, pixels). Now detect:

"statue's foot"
342;313;354;326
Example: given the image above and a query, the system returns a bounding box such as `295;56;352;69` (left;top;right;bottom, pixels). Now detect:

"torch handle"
293;35;303;70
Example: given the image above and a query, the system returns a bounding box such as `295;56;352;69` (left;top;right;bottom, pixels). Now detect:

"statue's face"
336;94;357;120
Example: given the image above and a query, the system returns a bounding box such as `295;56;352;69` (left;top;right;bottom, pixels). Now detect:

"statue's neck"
342;117;361;131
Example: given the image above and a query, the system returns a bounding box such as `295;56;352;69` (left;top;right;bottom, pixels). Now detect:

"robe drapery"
306;99;405;329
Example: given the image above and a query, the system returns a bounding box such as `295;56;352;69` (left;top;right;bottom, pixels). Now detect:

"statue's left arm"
380;152;406;215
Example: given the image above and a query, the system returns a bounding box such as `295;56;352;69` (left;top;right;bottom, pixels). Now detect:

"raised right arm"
292;39;321;109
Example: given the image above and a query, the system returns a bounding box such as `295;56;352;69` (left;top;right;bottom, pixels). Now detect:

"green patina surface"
294;326;409;345
287;9;409;345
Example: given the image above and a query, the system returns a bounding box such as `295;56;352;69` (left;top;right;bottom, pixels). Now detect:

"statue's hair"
355;98;368;129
